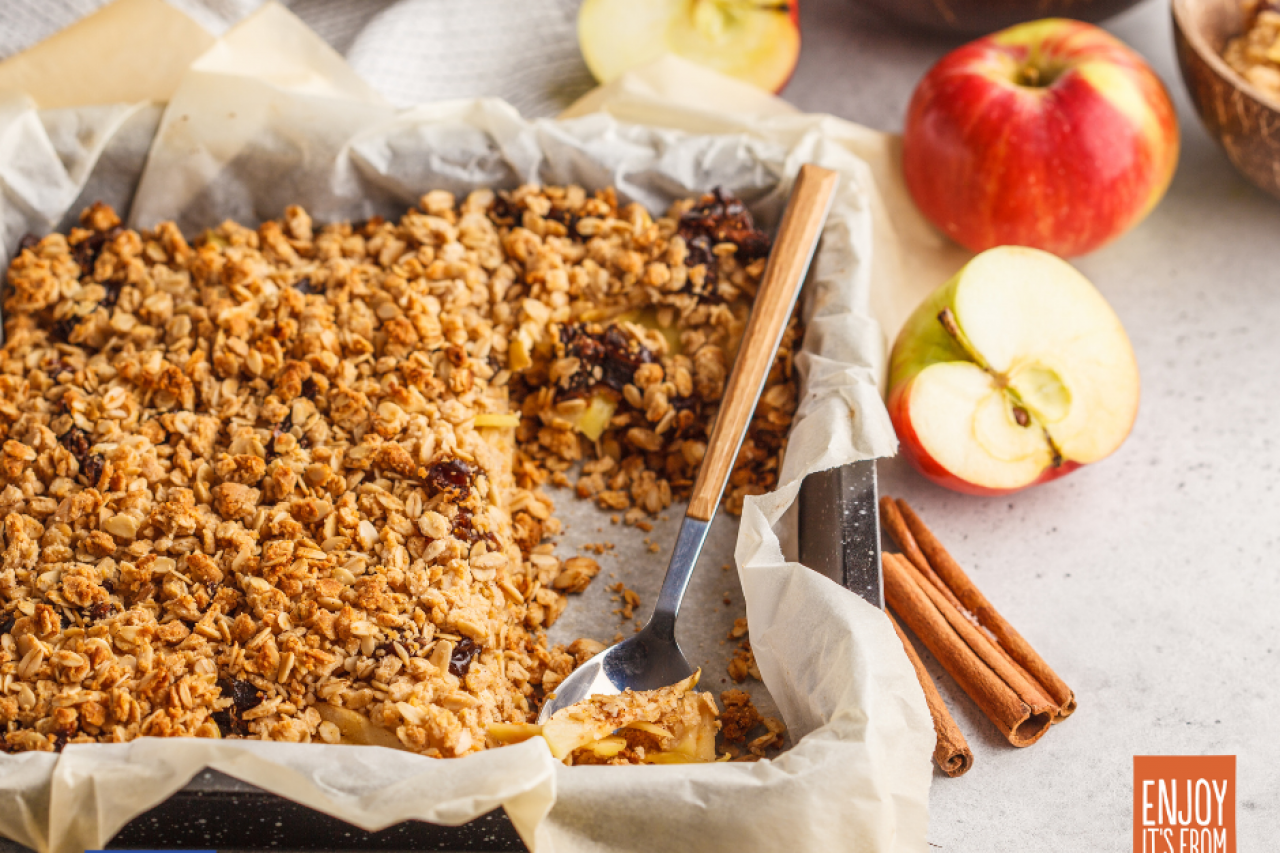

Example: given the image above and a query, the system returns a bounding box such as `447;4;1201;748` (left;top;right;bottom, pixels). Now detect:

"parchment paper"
0;4;939;852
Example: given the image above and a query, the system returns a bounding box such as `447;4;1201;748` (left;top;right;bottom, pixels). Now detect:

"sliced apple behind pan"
578;0;801;93
887;247;1139;495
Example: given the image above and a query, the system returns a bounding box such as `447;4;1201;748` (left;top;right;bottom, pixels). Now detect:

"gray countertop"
787;1;1279;849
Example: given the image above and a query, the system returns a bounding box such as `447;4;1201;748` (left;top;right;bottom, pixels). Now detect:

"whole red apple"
887;246;1140;496
902;19;1179;258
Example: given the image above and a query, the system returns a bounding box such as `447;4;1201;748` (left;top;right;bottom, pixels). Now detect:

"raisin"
214;676;264;737
293;276;318;295
489;194;518;225
449;637;481;678
220;677;265;712
451;508;499;548
301;377;319;400
545;206;581;237
59;426;105;485
426;459;473;500
17;233;40;253
52;732;69;752
82;454;105;485
100;280;123;310
452;508;478;543
88;602;116;622
0;613;14;636
559;323;657;394
267;413;293;460
675;187;772;301
53;314;83;343
59;426;91;460
71;224;123;278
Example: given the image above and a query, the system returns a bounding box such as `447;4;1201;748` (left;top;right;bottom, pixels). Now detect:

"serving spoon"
538;164;840;723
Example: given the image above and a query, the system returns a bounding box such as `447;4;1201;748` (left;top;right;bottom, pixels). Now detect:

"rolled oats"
0;184;801;764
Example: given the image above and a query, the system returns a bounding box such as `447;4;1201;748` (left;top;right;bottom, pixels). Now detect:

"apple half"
578;0;801;93
887;246;1139;495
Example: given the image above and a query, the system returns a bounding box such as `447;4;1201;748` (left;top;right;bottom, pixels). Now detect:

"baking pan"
0;461;880;853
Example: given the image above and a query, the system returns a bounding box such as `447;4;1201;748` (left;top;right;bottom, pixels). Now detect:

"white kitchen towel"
0;0;596;117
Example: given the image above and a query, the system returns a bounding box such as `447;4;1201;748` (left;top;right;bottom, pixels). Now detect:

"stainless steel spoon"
538;164;840;722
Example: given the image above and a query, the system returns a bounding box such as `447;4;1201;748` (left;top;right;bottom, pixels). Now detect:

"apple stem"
937;308;1068;468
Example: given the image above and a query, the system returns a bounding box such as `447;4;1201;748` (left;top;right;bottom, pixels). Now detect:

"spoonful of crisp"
538;164;839;723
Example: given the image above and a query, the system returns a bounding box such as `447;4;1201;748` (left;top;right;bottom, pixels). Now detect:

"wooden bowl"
1174;0;1280;200
856;0;1148;36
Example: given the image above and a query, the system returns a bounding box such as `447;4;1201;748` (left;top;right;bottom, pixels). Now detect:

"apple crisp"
0;185;798;760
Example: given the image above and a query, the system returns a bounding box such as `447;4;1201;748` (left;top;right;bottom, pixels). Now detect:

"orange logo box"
1133;756;1235;853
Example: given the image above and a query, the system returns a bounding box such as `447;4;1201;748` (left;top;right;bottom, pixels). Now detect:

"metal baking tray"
0;461;879;853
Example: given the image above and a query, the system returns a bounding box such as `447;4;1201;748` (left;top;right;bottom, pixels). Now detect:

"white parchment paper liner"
0;4;938;852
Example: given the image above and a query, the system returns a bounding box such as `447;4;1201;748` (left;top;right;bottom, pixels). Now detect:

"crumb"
719;689;762;742
728;640;761;683
728;617;749;640
609;583;641;620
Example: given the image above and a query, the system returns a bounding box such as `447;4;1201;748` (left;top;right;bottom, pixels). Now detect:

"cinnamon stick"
881;496;1059;717
889;612;973;777
895;499;1077;721
883;552;1054;748
879;497;962;610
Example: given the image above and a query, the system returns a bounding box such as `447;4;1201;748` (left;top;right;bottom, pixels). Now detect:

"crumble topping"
0;184;799;761
1225;6;1280;103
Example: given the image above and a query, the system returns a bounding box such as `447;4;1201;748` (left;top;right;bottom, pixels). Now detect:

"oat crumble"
0;184;800;762
1225;5;1280;103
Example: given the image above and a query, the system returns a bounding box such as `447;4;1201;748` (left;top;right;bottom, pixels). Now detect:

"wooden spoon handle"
686;163;839;522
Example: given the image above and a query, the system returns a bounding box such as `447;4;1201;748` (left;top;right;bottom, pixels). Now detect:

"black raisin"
559;323;657;394
59;426;91;459
301;377;319;400
0;613;14;636
100;281;123;310
71;224;122;278
88;601;117;621
53;314;83;343
267;413;294;460
452;508;478;543
82;454;105;485
449;637;481;678
489;194;518;225
293;276;318;295
676;187;772;302
214;677;264;736
17;233;40;253
219;677;266;712
545;206;580;237
426;459;473;500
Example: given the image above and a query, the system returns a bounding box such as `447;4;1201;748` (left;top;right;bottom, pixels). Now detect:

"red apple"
887;246;1139;496
902;19;1179;258
578;0;801;94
